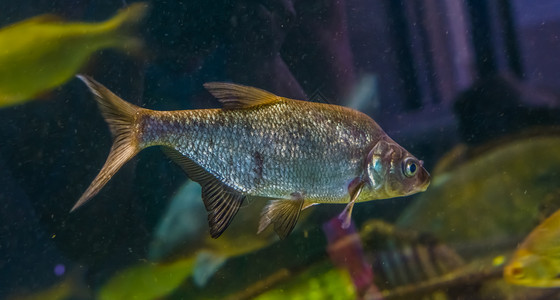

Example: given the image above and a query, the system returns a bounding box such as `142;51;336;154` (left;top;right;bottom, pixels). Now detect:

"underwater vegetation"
97;258;195;300
149;179;286;287
252;262;357;300
9;143;560;300
0;3;147;108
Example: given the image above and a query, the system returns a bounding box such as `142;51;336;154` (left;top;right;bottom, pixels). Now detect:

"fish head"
364;138;430;199
504;249;560;287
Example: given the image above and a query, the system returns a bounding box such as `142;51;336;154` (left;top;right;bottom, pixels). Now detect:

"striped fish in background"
359;220;466;300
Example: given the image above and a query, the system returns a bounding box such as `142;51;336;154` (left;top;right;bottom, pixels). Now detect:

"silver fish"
71;75;430;239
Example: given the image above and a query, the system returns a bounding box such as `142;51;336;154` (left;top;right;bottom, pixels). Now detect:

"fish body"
0;3;147;107
142;99;380;204
72;76;430;239
504;207;560;287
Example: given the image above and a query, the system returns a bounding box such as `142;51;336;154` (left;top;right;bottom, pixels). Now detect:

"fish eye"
403;158;418;178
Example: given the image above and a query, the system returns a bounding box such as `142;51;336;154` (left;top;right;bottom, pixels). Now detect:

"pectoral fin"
258;193;304;239
338;178;365;229
162;147;245;238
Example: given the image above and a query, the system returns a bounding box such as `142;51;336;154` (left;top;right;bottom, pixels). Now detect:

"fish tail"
103;2;149;53
71;75;142;212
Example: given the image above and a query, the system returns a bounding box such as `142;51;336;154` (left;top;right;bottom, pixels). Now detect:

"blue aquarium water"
1;1;560;299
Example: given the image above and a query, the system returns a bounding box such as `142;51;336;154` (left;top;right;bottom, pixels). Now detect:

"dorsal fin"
203;82;283;109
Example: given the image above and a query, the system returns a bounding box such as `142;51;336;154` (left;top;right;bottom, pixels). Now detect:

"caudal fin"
71;75;141;212
104;2;149;54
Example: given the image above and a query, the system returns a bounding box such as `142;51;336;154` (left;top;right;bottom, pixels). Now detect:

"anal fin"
258;193;304;239
162;147;245;238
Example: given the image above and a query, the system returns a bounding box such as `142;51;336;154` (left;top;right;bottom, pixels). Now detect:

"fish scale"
142;101;376;203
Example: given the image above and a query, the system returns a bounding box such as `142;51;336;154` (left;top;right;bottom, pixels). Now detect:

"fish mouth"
421;176;431;191
405;172;430;195
503;264;522;283
399;170;431;196
419;169;431;191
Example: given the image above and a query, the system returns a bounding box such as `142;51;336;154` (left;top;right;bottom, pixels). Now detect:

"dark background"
1;0;559;297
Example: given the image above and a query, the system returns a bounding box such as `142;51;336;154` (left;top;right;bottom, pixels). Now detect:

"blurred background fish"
394;134;560;298
0;2;147;108
397;136;560;251
504;205;560;288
